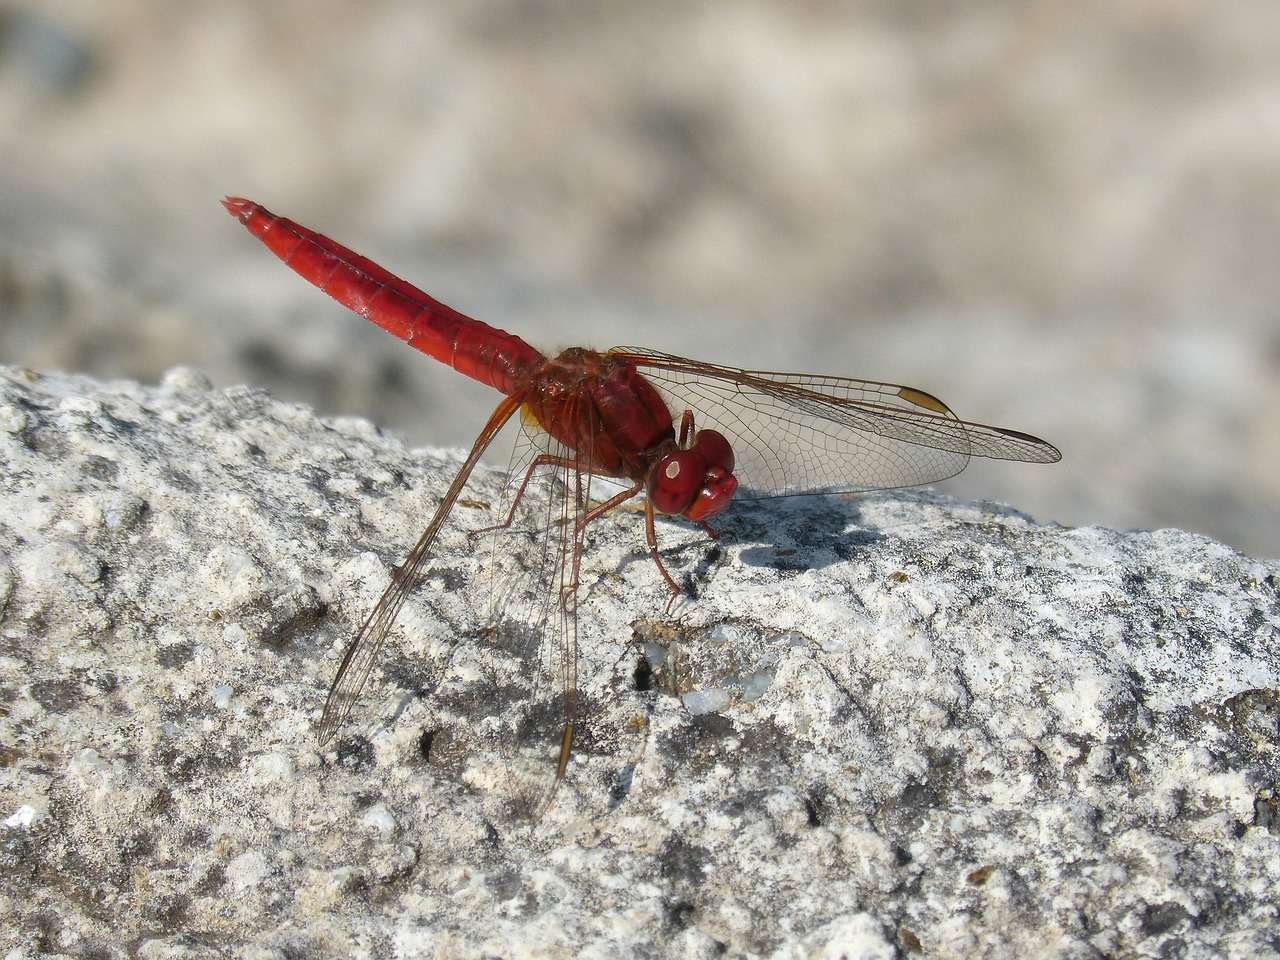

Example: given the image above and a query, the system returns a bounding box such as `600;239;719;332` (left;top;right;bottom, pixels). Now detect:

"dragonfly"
223;197;1060;789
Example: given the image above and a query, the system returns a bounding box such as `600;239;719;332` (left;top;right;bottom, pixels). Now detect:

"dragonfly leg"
561;479;648;605
558;497;583;613
474;453;578;536
676;409;695;448
576;479;645;528
644;497;684;610
557;477;685;606
696;519;737;541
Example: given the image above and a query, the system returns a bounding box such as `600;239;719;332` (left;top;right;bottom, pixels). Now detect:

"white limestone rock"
1;365;1277;958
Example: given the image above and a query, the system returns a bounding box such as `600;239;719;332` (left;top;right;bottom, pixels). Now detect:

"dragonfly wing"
616;347;1060;499
460;409;596;815
318;393;525;743
318;504;443;744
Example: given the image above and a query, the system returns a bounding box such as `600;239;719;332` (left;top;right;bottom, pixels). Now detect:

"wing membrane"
318;393;525;743
616;347;1060;499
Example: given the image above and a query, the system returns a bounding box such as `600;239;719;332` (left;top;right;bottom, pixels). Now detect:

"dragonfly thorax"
523;348;680;481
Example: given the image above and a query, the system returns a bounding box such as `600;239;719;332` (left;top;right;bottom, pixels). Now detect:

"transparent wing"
615;347;1060;499
465;407;608;815
317;393;524;744
321;390;622;814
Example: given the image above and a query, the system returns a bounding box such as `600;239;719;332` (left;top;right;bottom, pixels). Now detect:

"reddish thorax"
520;348;677;481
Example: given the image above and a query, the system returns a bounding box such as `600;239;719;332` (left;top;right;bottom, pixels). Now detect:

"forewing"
617;347;1060;499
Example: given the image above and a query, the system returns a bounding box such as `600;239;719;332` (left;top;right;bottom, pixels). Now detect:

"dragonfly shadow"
729;494;887;576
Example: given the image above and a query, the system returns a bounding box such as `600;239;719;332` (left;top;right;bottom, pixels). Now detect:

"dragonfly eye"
647;449;705;515
694;429;734;473
647;430;740;519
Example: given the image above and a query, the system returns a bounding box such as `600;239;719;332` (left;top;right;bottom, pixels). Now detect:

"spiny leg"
475;452;581;536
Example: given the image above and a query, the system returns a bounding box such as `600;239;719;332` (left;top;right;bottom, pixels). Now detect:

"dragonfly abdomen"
223;197;543;395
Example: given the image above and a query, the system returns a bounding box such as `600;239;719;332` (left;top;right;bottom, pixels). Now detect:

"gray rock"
1;365;1277;958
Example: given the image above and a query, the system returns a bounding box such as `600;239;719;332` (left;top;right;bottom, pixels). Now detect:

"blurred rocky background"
0;1;1276;557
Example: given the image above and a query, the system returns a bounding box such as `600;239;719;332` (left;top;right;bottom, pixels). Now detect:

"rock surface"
1;365;1278;958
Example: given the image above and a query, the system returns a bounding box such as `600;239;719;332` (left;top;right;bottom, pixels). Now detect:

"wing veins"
615;346;1059;497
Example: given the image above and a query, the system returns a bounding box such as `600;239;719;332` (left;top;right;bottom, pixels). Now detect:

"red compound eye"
695;429;734;473
648;449;705;516
647;429;739;519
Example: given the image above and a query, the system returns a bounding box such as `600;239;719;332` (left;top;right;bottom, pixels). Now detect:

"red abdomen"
223;198;543;395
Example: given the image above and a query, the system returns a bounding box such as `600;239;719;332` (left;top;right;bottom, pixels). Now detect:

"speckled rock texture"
1;365;1278;959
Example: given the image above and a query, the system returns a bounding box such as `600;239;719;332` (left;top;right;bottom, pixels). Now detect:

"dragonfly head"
647;429;738;521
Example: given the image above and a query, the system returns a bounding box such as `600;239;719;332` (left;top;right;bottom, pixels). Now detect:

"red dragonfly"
224;197;1060;784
